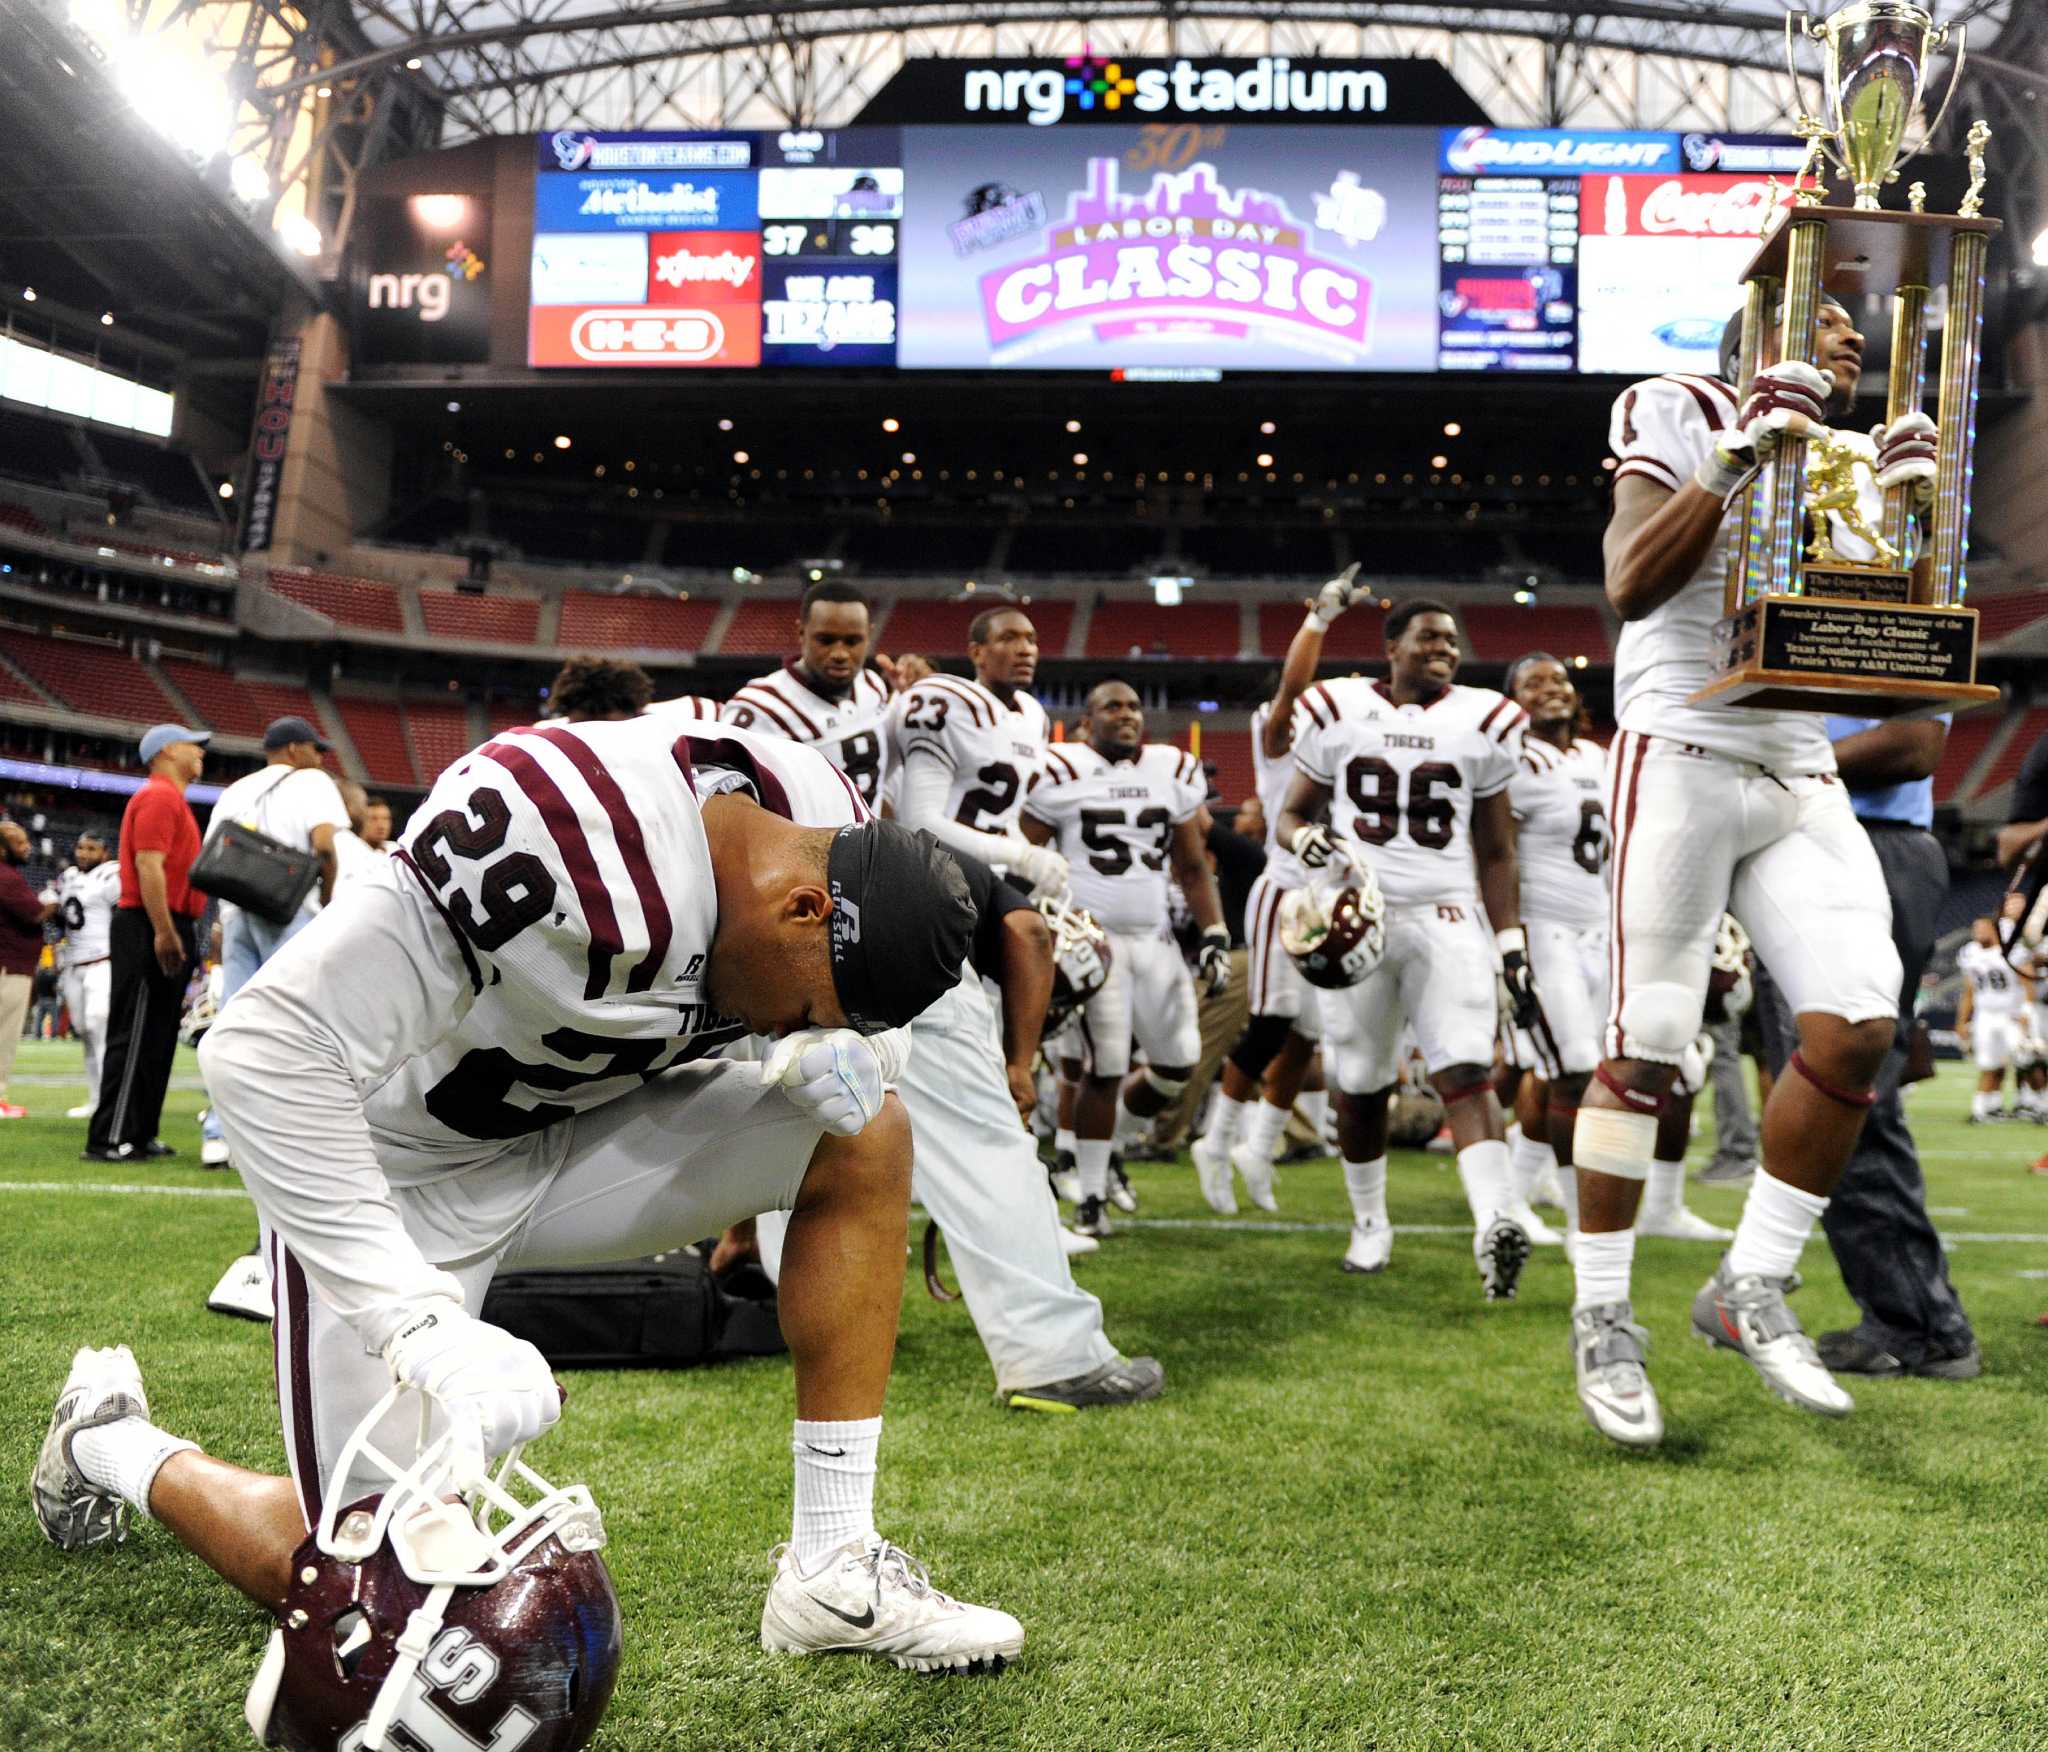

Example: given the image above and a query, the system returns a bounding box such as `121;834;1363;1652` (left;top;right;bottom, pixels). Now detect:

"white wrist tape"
1572;1106;1657;1182
1303;610;1330;634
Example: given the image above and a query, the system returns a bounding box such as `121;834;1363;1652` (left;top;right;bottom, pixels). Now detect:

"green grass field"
5;1037;2048;1750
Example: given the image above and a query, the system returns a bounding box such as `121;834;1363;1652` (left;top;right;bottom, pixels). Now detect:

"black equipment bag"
481;1248;785;1370
190;769;321;924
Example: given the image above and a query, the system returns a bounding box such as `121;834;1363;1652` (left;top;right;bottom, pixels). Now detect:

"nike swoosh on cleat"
811;1597;876;1629
1718;1307;1742;1344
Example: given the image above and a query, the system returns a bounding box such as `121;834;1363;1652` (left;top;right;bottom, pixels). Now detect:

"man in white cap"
85;725;209;1162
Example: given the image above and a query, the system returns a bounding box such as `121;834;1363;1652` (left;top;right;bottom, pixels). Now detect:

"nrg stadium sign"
856;56;1487;128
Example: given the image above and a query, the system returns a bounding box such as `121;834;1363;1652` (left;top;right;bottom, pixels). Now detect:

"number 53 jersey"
1292;679;1525;907
1024;743;1207;933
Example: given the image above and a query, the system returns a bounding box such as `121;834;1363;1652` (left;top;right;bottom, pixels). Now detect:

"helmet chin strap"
361;1584;456;1752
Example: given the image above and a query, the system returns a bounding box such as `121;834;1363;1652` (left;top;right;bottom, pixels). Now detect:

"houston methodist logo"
964;55;1389;127
979;159;1373;361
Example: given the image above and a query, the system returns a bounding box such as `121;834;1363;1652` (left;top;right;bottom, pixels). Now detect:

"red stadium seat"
1197;728;1255;809
1973;706;2048;801
419;590;539;646
269;569;406;632
156;660;322;741
7;630;182;723
719;598;803;657
487;697;541;737
0;502;48;536
1970;591;2048;647
406;701;473;786
1933;706;2005;804
879;598;1074;661
1254;600;1386;663
1084;600;1240;660
1456;604;1612;666
334;695;417;787
557;591;717;652
0;661;46;708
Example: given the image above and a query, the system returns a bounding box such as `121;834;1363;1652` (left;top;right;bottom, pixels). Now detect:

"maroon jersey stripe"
531;726;674;994
1670;374;1730;432
484;738;625;1001
1479;698;1510;735
677;733;795;820
919;676;994;729
276;1237;322;1524
731;688;811;740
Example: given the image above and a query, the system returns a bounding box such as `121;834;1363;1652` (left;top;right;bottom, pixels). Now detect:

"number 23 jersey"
891;673;1049;835
1508;736;1611;931
1024;743;1206;933
1292;678;1524;908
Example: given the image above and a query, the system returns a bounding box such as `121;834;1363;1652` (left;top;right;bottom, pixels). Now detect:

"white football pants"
59;959;111;1111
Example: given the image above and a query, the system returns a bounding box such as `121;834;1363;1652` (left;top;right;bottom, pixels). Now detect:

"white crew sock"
1205;1091;1250;1151
791;1417;881;1570
1572;1229;1637;1312
1555;1162;1581;1236
1342;1156;1388;1228
1054;1127;1078;1159
1455;1137;1513;1226
70;1418;198;1520
1076;1138;1113;1202
1240;1099;1289;1164
1640;1155;1687;1222
1507;1124;1556;1204
1726;1169;1828;1282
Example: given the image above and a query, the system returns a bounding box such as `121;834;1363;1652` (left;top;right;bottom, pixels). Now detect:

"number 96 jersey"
890;673;1049;835
1024;743;1207;933
1292;678;1525;907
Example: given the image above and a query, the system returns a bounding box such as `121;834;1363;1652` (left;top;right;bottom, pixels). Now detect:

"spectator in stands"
360;794;394;853
0;816;54;1118
86;725;209;1163
195;717;351;1168
547;654;653;721
1754;714;1978;1377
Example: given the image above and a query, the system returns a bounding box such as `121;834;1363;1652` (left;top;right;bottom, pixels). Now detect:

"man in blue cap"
86;724;209;1162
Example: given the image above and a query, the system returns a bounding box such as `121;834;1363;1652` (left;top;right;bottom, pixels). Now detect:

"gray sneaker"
1475;1216;1532;1302
32;1345;148;1550
1696;1155;1760;1187
1001;1356;1165;1414
1571;1302;1663;1448
1691;1257;1853;1416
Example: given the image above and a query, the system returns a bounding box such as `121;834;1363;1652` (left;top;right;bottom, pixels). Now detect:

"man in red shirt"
87;725;209;1162
0;817;54;1118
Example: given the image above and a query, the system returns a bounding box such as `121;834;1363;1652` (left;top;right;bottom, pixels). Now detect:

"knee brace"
1616;981;1703;1065
1228;1013;1297;1083
1142;1065;1191;1103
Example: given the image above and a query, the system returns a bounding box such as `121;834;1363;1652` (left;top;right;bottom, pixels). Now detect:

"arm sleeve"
1610;377;1711;496
197;858;479;1354
899;746;1028;867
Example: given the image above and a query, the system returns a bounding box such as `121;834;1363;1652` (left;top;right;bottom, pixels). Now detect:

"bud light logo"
1441;128;1677;176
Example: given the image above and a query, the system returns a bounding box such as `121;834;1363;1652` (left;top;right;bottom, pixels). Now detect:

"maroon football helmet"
246;1382;621;1752
1039;894;1112;1031
1278;851;1387;991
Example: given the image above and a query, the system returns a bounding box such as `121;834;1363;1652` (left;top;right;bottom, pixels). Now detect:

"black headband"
826;822;977;1034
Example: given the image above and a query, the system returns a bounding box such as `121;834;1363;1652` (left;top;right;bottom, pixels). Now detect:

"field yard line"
0;1180;249;1201
6;1075;210;1091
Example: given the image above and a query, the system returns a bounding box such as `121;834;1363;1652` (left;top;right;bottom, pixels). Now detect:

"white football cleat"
761;1538;1024;1672
1636;1205;1734;1242
1502;1198;1564;1247
32;1345;148;1550
206;1253;274;1321
1341;1218;1392;1274
1571;1301;1663;1448
1692;1258;1853;1417
66;1103;95;1120
199;1137;232;1169
1058;1226;1099;1259
1190;1131;1238;1216
1230;1140;1279;1213
1106;1159;1138;1215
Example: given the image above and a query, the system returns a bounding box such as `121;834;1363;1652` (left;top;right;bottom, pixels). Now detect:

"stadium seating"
1457;604;1612;666
0;661;46;708
0;500;49;537
719;597;803;657
879;597;1075;661
419;589;540;646
1933;704;2006;805
1085;599;1240;660
1972;705;2048;800
557;591;717;652
333;694;416;787
269;569;407;632
487;697;541;737
1198;728;1255;808
1970;591;2048;646
405;700;473;785
1254;600;1386;664
157;660;322;741
7;630;182;723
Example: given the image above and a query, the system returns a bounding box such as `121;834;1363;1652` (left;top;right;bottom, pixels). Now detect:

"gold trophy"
1695;0;2000;717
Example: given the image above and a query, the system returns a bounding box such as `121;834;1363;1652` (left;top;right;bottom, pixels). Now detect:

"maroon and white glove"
1694;360;1832;501
1873;411;1939;510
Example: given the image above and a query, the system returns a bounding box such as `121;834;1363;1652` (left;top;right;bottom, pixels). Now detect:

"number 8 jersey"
1292;678;1525;907
1024;743;1207;933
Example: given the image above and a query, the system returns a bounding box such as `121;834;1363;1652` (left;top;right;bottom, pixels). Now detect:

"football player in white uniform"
1278;599;1540;1298
52;830;120;1120
1194;565;1368;1213
1021;680;1230;1238
34;717;1029;1675
1569;294;1927;1446
724;581;895;808
1956;918;2032;1123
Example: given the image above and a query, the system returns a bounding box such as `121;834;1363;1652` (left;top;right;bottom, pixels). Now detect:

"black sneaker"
1073;1195;1112;1239
80;1146;133;1163
1107;1156;1138;1214
141;1140;177;1160
1818;1329;1982;1380
1001;1355;1165;1413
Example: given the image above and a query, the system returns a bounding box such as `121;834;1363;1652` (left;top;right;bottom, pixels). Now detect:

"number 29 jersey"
891;673;1049;836
1024;742;1207;934
1508;736;1610;931
1292;678;1525;908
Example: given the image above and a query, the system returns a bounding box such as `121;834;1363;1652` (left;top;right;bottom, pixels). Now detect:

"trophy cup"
1694;0;2001;717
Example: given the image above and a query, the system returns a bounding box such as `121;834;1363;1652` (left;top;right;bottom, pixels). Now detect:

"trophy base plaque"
1690;594;2000;718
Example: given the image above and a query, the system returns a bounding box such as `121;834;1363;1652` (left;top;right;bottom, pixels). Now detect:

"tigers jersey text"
1024;743;1206;934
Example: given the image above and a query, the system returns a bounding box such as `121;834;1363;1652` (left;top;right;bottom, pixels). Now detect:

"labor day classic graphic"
898;125;1440;370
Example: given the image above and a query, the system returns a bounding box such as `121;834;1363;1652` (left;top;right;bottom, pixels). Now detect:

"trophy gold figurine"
1695;0;2001;718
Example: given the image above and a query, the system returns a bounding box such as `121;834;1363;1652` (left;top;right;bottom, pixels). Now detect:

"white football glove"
1308;562;1364;631
1195;926;1232;999
1002;839;1070;897
1873;410;1939;510
1695;360;1832;501
1290;823;1336;869
382;1300;560;1461
760;1027;889;1136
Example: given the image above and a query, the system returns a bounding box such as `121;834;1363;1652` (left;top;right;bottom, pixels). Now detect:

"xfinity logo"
964;56;1388;127
1443;128;1675;175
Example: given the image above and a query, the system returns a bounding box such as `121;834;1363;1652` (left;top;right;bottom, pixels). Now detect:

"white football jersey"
722;663;893;807
1292;678;1524;908
891;673;1049;836
644;694;724;726
1250;700;1309;890
368;717;865;1162
55;861;120;964
1025;742;1206;934
1958;940;2027;1017
1509;735;1611;932
1609;374;1887;773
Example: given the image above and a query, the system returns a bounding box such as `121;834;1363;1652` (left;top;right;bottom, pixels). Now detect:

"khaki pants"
1151;948;1250;1151
0;970;31;1102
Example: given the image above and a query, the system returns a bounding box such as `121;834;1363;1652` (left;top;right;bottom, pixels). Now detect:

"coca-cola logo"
1583;173;1799;240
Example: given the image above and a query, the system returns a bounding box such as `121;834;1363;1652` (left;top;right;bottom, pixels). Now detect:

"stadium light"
553;434;571;449
1572;655;1589;669
1065;419;1082;433
1259;420;1276;435
1430;453;1448;468
405;57;424;70
1443;421;1462;437
2033;227;2048;268
1255;452;1274;468
1512;588;1536;606
901;451;915;464
217;481;233;499
19;288;32;302
99;311;113;326
446;400;461;413
733;450;749;464
280;215;322;257
1072;452;1088;465
717;418;734;431
229;154;269;204
882;417;900;432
